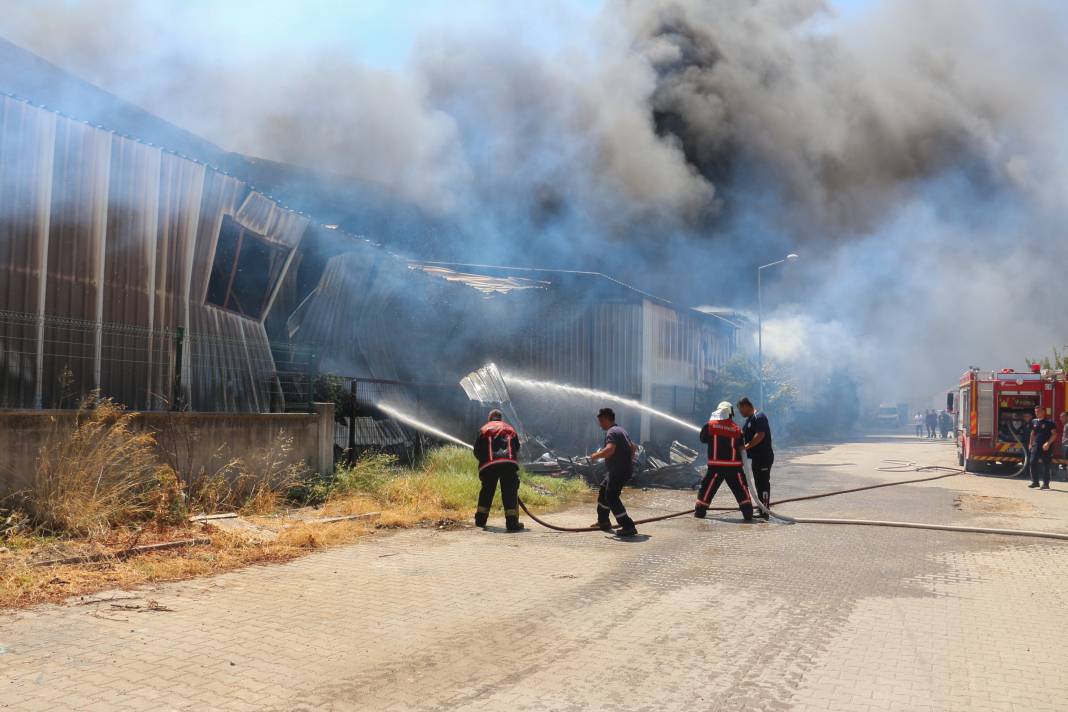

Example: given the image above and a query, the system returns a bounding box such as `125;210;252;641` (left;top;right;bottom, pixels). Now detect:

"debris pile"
521;440;700;488
459;363;701;489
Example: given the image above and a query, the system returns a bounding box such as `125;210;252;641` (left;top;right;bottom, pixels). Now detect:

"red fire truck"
954;365;1067;472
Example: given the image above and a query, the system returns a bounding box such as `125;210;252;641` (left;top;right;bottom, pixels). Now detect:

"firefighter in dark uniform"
589;407;639;536
1027;405;1057;490
473;409;524;531
738;397;773;519
695;401;754;521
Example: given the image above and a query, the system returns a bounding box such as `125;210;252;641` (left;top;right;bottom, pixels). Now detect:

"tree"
702;355;797;433
1033;348;1068;372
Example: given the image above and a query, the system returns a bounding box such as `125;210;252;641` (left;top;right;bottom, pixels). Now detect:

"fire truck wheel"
964;459;985;474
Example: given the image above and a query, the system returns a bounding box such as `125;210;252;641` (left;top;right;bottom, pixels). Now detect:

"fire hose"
517;461;1068;542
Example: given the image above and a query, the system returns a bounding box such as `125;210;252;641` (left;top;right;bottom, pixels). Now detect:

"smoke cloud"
2;0;1067;408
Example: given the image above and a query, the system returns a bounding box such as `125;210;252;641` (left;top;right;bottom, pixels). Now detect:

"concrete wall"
0;404;335;494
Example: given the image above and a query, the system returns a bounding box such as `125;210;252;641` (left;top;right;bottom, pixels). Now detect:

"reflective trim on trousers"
697;473;721;507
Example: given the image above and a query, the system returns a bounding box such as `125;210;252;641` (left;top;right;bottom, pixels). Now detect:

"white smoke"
2;0;1067;409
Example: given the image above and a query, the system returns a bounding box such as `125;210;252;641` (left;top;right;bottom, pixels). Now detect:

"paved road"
3;437;1068;711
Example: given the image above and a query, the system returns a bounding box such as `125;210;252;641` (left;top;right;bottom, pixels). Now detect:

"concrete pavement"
2;436;1068;711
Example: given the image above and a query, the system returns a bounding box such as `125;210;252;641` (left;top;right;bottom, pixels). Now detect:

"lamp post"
758;253;799;410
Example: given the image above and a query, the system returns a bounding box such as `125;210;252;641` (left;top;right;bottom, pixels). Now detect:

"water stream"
376;402;473;450
502;375;702;433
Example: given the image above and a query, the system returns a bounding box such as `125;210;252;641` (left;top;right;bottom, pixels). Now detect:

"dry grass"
21;398;182;537
155;414;309;516
0;446;591;610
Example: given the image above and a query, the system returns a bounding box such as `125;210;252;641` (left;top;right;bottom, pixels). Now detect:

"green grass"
416;446;589;511
317;446;589;518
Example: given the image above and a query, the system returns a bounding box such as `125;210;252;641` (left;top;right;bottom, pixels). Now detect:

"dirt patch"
954;494;1035;515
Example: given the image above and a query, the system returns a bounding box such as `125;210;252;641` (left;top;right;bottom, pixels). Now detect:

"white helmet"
710;401;734;420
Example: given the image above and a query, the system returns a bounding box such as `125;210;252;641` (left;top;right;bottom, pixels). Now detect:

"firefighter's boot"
693;505;708;519
474;508;489;529
505;514;525;532
616;515;638;537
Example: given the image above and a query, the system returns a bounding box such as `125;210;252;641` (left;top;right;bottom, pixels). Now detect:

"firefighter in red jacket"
694;401;754;522
473;409;524;532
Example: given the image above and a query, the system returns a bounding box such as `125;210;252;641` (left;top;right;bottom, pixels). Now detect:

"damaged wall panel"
0;94;308;412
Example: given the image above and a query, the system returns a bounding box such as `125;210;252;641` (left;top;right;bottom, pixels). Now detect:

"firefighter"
737;397;773;519
589;407;639;537
1027;405;1056;490
472;409;524;531
695;401;754;522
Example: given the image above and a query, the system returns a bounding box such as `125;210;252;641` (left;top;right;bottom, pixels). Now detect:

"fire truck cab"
955;366;1067;472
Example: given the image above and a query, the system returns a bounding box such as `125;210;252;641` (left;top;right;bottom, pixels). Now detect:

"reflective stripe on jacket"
700;418;743;467
474;421;520;471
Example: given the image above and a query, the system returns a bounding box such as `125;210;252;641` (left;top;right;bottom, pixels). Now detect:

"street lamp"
757;253;799;411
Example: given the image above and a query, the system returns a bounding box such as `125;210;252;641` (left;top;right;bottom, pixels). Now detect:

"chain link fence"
0;309;316;412
319;376;484;465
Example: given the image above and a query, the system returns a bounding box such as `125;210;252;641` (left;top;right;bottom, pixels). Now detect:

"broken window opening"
206;215;288;320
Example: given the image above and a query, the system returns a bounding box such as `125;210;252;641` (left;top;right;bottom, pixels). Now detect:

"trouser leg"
1029;450;1042;485
603;472;635;529
499;468;522;529
1032;451;1051;486
723;469;754;520
752;460;772;516
694;467;723;518
596;479;612;525
476;471;498;527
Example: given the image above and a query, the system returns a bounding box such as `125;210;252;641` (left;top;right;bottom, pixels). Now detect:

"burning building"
289;255;739;449
0;36;741;453
0;38;325;412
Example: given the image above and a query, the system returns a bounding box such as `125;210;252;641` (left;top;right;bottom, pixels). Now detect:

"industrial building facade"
290;257;739;447
0;90;309;411
0;38;741;449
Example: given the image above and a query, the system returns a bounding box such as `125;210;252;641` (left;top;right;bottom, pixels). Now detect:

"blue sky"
185;0;873;68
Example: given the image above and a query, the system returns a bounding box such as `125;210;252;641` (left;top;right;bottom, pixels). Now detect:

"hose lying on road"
742;462;1068;542
518;465;965;533
519;461;1068;542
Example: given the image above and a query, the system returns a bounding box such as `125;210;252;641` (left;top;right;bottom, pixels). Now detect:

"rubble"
460;363;701;489
521;440;700;489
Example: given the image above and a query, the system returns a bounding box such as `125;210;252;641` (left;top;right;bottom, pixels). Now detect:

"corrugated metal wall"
521;301;643;397
0;97;55;408
0;94;308;411
646;301;735;389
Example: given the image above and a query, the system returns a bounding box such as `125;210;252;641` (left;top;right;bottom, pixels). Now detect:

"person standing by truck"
1060;411;1068;478
939;410;952;439
1027;406;1057;490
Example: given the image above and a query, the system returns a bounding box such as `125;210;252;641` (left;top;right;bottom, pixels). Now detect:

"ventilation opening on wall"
206;215;289;320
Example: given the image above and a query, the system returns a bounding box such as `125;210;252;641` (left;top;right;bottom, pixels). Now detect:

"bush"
333;453;398;497
26;398;183;537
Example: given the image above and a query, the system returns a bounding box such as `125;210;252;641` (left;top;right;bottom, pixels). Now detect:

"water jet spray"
376;402;472;450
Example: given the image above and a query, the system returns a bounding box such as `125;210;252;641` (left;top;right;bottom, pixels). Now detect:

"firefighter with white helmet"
695;401;754;521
